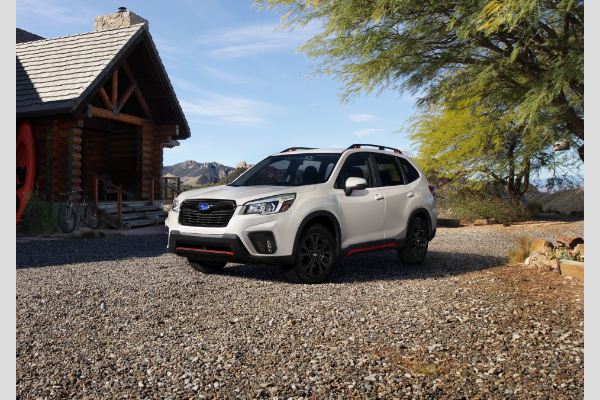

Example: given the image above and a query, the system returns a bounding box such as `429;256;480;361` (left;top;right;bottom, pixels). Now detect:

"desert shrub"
543;247;584;262
440;189;530;223
508;235;534;263
79;229;96;239
526;200;544;216
20;194;59;236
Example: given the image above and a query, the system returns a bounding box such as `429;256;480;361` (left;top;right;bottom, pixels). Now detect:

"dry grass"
507;235;534;263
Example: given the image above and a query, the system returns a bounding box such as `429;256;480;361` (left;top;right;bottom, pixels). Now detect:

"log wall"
139;123;154;200
67;128;83;201
82;128;109;198
107;129;138;198
31;121;48;198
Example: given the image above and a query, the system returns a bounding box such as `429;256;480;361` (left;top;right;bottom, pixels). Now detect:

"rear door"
334;152;386;248
372;153;419;241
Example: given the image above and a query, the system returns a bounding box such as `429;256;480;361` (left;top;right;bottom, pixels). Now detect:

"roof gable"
15;24;190;138
16;25;143;117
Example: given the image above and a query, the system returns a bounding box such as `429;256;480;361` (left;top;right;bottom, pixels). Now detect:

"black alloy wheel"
286;224;337;284
398;217;428;265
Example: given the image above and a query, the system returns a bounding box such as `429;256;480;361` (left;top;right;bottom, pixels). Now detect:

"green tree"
405;95;580;202
255;0;584;159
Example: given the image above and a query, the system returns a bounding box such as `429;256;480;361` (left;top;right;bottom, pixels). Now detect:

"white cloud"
179;94;272;127
17;0;97;28
349;114;380;123
354;128;385;137
198;21;323;59
199;66;263;86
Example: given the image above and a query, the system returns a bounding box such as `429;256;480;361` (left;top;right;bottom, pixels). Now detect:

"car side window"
335;153;376;189
373;153;405;186
398;157;420;183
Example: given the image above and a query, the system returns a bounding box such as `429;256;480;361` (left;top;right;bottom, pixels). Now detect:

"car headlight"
244;193;296;215
171;198;180;212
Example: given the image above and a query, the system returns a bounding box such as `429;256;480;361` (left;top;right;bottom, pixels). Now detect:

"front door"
334;153;386;248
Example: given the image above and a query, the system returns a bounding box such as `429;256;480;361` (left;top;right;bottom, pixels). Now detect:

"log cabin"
16;8;189;228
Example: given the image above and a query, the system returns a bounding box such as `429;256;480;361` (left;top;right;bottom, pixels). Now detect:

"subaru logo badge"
198;203;210;211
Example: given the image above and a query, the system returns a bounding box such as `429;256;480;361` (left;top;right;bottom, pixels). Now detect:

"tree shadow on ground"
221;249;507;284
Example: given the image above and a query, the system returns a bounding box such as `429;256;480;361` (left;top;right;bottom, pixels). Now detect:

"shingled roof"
16;28;44;44
16;24;190;138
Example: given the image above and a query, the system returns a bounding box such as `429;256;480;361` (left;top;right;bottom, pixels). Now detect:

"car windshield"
231;153;341;187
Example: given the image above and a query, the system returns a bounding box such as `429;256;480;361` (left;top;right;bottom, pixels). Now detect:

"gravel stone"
16;221;584;398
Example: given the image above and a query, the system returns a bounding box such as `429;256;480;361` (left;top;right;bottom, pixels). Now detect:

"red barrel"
16;120;35;225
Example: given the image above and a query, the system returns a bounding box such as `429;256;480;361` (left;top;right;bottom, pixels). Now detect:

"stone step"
124;219;157;228
132;205;161;212
97;201;148;209
120;212;147;221
144;211;168;219
104;206;134;214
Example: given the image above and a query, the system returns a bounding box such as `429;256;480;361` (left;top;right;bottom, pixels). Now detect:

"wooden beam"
122;60;154;121
154;125;179;137
111;69;118;110
89;105;153;126
98;87;113;111
116;82;137;111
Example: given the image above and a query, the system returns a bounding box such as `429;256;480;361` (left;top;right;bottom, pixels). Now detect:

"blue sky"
16;0;420;167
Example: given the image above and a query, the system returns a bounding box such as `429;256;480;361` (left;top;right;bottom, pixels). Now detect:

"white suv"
165;144;437;284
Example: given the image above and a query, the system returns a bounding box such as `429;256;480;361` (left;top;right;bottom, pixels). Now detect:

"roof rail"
280;147;317;153
346;144;402;154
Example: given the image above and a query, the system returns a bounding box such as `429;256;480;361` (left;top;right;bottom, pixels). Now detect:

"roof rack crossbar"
346;144;402;154
280;147;317;153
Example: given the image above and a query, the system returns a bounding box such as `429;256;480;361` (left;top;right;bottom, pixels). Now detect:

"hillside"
163;160;254;187
523;186;584;214
163;160;235;186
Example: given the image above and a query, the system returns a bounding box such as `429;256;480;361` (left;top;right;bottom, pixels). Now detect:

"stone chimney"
94;7;148;31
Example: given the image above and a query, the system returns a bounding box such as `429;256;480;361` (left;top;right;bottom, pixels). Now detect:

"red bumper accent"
346;243;398;256
175;247;234;256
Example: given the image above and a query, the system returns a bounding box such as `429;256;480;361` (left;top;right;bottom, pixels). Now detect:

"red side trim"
175;247;234;256
346;244;398;256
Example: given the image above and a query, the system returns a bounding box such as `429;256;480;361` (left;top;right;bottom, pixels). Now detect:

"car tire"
285;224;337;284
188;259;227;274
398;217;428;265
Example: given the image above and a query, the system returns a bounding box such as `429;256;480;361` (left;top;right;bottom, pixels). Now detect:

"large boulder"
236;161;248;169
528;251;553;272
531;239;554;253
573;244;584;257
556;236;584;249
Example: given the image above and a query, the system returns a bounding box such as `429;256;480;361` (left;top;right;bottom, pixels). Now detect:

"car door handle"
407;192;415;198
375;194;385;201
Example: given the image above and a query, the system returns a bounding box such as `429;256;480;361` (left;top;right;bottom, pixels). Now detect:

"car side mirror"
344;177;368;196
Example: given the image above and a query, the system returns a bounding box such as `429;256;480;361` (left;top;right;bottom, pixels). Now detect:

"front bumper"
167;230;295;266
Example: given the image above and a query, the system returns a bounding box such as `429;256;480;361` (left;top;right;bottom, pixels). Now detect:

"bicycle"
58;190;102;233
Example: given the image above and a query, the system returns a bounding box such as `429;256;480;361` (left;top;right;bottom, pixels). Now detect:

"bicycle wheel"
58;206;76;233
85;204;101;229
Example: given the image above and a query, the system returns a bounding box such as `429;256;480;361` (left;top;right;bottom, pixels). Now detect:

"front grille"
179;199;237;227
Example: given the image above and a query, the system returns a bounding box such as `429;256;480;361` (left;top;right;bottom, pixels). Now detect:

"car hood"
176;184;316;205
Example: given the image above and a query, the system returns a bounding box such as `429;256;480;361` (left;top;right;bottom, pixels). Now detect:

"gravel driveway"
16;221;584;398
